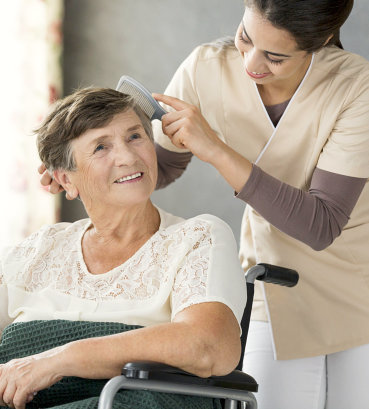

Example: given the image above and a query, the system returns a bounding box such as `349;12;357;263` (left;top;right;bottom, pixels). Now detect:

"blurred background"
1;0;368;252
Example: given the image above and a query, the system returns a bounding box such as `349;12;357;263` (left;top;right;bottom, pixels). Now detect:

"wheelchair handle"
246;263;299;287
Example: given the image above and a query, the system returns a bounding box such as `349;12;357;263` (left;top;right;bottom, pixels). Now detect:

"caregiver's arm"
154;94;367;250
156;143;193;189
238;166;366;250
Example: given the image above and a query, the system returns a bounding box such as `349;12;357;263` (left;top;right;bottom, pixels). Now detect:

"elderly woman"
0;88;246;409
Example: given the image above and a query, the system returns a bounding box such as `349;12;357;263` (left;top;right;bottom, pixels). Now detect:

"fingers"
0;365;7;407
161;105;199;132
39;171;64;194
0;367;36;409
39;170;52;187
37;163;46;175
152;93;192;111
27;392;37;403
49;180;65;195
160;105;202;146
10;388;28;409
161;118;188;149
2;381;17;408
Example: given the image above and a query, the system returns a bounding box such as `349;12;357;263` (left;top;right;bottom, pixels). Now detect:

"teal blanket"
0;320;221;409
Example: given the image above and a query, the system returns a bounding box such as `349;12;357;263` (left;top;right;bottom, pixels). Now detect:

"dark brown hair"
36;87;153;172
244;0;354;52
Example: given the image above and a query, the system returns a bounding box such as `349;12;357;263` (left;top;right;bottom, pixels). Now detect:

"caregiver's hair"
36;87;154;172
245;0;354;52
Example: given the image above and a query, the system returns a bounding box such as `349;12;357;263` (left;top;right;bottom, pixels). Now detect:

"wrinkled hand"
0;351;63;409
153;93;225;164
38;163;70;198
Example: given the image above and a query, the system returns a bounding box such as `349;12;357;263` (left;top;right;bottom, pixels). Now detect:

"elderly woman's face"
67;109;157;210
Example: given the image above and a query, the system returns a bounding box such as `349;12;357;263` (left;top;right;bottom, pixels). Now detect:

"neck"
86;200;160;245
81;200;160;275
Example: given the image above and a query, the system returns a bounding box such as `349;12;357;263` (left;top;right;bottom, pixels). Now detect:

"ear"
53;169;79;200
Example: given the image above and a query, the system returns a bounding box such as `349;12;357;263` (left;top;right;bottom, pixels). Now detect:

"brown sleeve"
155;143;193;189
236;165;367;250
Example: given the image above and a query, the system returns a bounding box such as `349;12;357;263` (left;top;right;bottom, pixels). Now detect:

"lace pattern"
3;218;212;312
171;226;211;315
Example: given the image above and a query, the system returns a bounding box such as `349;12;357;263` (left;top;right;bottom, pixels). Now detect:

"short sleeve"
153;46;202;153
170;215;246;327
317;72;369;177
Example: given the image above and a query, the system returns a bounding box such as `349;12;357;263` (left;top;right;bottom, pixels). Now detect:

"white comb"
116;75;167;120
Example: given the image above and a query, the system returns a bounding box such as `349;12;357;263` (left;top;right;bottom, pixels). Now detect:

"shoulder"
318;46;369;73
2;219;90;266
157;207;185;229
20;219;89;246
162;212;237;251
314;46;369;89
186;43;240;67
175;42;240;78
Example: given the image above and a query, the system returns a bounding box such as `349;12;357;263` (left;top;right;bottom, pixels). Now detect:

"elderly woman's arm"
65;301;240;378
0;301;240;409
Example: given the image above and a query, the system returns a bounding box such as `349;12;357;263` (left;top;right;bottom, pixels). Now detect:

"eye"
265;54;284;65
129;133;141;141
238;32;250;46
93;144;105;154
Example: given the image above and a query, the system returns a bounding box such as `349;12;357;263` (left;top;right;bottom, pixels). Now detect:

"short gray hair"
36;87;154;172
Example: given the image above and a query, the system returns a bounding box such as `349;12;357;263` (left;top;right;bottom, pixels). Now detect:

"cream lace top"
0;207;246;334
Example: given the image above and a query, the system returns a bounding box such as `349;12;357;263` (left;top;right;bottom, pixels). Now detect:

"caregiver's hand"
38;163;71;198
153;93;226;164
0;349;63;409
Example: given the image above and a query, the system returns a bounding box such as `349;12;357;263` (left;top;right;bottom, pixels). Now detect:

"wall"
62;0;369;243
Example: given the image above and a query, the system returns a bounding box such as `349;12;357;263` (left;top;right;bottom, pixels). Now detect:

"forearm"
155;143;193;189
208;141;253;193
60;305;240;379
207;141;366;250
237;165;366;250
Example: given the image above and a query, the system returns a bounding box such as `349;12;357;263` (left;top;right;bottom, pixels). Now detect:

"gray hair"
36;87;154;172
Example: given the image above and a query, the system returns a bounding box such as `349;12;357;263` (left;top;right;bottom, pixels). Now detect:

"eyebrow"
88;123;144;146
126;124;143;132
242;23;292;58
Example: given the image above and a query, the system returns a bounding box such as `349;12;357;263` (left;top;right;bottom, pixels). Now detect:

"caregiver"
39;0;369;407
152;1;369;408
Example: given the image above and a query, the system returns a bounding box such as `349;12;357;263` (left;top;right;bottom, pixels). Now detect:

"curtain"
0;0;63;252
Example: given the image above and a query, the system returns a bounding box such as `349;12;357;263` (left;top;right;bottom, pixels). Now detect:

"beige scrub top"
154;44;369;360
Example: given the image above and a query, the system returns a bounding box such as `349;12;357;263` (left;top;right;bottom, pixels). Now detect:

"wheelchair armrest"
246;263;299;287
123;361;258;392
99;362;258;409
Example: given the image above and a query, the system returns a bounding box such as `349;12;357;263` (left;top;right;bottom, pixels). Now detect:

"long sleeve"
155;143;193;189
237;165;367;250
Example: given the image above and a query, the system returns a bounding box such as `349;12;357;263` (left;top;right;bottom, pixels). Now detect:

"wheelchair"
98;263;299;409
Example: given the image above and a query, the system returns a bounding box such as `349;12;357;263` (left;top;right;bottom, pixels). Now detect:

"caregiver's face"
69;109;157;210
235;7;312;86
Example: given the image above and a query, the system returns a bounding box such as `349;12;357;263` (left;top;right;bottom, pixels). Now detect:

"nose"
244;48;268;74
113;140;137;167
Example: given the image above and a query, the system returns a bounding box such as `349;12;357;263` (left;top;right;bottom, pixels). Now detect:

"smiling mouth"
114;172;143;183
246;69;271;79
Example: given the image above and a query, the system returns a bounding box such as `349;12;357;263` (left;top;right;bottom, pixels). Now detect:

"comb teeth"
117;81;155;118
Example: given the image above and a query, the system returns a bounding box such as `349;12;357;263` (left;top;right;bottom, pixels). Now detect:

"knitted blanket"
0;320;221;409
